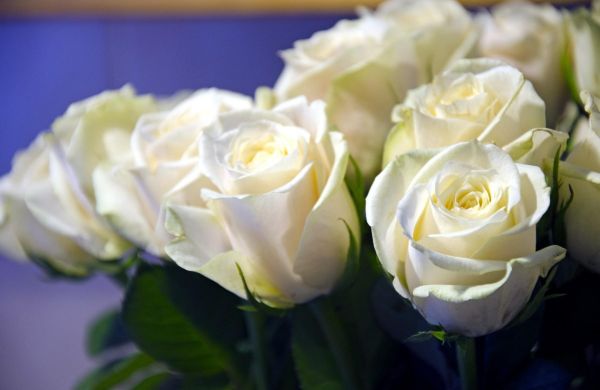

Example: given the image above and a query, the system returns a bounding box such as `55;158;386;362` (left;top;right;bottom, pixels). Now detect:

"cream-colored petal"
558;160;600;272
470;164;549;259
53;86;157;195
565;9;600;97
273;97;329;144
164;204;232;268
201;163;321;303
0;187;28;261
194;250;293;308
410;245;565;337
476;2;566;125
31;135;131;259
292;132;359;293
382;115;417;167
478;79;546;147
367;148;437;276
408;142;521;208
274;18;382;102
2;194;95;275
327;37;424;179
503;128;569;168
93;163;161;254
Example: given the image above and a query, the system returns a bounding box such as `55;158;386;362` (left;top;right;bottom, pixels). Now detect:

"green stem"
456;337;477;390
245;310;269;390
309;298;360;390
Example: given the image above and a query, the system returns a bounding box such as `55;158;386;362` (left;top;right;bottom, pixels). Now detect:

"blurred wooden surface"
0;0;590;16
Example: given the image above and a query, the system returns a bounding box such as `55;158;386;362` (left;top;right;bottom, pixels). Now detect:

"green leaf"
554;184;574;247
405;327;462;345
332;219;360;293
130;373;172;390
537;147;567;247
75;353;156;390
291;305;344;390
507;265;559;329
344;154;365;228
560;44;582;107
122;263;246;380
332;247;395;389
86;308;130;357
178;374;235;390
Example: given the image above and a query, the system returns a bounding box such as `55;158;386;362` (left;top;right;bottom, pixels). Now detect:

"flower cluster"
1;0;600;388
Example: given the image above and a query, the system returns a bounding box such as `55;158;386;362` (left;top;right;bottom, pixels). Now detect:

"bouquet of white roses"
2;0;600;389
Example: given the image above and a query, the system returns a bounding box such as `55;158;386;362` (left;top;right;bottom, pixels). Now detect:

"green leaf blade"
121;264;246;380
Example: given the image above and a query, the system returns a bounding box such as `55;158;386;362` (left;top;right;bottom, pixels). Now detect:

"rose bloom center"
228;131;294;172
434;171;507;218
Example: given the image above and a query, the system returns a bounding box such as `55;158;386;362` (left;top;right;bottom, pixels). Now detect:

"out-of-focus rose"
558;91;600;272
476;1;567;125
0;86;156;275
93;89;252;256
165;97;359;306
367;141;565;336
564;3;600;99
275;0;476;179
383;59;561;167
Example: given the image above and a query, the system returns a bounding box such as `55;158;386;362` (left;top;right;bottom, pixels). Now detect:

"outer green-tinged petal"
409;245;565;337
565;9;600;97
558;161;600;272
557;92;600;272
382;112;417;167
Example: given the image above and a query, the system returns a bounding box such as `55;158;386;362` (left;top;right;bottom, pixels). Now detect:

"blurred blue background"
0;15;346;389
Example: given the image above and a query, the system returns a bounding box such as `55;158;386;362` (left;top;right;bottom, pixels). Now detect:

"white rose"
558;91;600;272
93;89;252;256
0;86;156;274
476;1;567;125
165;97;359;306
383;59;566;168
564;4;600;98
367;141;565;336
0;135;95;275
275;0;476;179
